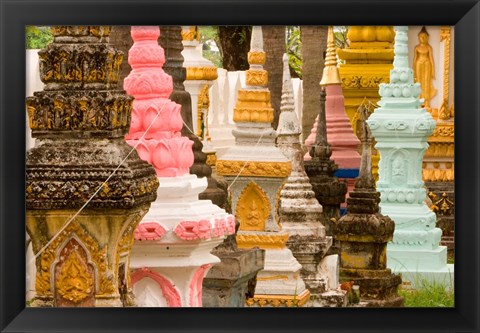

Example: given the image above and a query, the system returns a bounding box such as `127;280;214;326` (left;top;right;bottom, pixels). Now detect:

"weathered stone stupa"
276;53;345;305
124;26;235;307
158;26;265;308
304;88;347;239
333;110;403;307
26;26;158;307
367;26;454;287
216;26;310;307
305;26;361;212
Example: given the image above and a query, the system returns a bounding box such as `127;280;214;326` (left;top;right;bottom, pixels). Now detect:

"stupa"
124;26;234;307
159;26;265;308
367;26;454;287
333;109;403;307
304;88;347;239
216;26;310;307
305;26;361;213
25;26;158;307
277;53;346;306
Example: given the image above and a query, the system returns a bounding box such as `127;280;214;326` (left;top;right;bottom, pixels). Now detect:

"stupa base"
202;247;265;307
309;289;348;307
387;246;454;289
340;268;403;307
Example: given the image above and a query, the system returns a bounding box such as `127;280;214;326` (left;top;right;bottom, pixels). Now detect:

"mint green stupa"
367;26;453;288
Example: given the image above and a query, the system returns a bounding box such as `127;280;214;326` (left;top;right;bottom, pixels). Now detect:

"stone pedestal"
25;26;158;307
202;234;265;307
277;54;345;305
337;26;395;180
367;26;454;288
124;26;234;307
217;27;309;307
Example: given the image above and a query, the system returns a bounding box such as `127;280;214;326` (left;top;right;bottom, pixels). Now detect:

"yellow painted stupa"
216;26;310;307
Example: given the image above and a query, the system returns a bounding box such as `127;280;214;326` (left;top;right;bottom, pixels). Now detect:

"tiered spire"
366;26;453;287
125;26;235;307
277;54;345;306
216;26;309;307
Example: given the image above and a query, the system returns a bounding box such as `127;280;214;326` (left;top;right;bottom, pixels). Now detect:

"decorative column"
333;111;403;307
216;26;310;307
125;26;234;307
337;26;395;179
367;26;454;287
305;26;361;214
277;54;346;306
181;26;218;167
25;26;158;307
304;89;347;240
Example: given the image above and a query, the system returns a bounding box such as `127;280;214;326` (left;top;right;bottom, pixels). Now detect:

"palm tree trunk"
217;26;252;71
263;26;286;130
301;26;328;141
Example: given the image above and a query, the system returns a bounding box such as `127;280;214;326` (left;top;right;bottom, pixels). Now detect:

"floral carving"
342;75;389;89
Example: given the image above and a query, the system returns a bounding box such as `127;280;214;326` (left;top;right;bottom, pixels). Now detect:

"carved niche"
236;182;270;231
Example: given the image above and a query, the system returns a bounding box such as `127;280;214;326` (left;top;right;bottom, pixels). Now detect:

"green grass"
399;279;454;307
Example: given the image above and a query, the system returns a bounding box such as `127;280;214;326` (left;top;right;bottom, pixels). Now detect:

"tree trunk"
217;26;252;71
263;26;286;130
109;26;132;90
301;26;328;142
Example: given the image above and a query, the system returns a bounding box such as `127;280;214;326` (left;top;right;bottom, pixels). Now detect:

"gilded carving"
429;192;454;215
439;26;453;120
38;44;122;87
247;51;266;65
216;160;292;178
246;69;268;86
233;107;274;123
35;222;111;298
181;26;201;42
205;153;217;167
236;182;270;231
237;90;271;103
246;290;310;307
431;125;454;137
185;67;218;81
341;75;389;89
27;92;132;134
27;173;158;210
196;84;210;136
413;27;436;109
56;250;94;303
236;233;289;249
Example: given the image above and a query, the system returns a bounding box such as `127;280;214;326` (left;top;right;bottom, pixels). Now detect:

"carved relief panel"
236;182;270;231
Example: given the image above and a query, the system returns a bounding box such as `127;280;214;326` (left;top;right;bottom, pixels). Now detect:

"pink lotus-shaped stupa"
125;26;194;177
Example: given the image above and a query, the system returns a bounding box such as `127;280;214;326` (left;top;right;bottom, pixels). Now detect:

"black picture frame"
1;0;479;332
